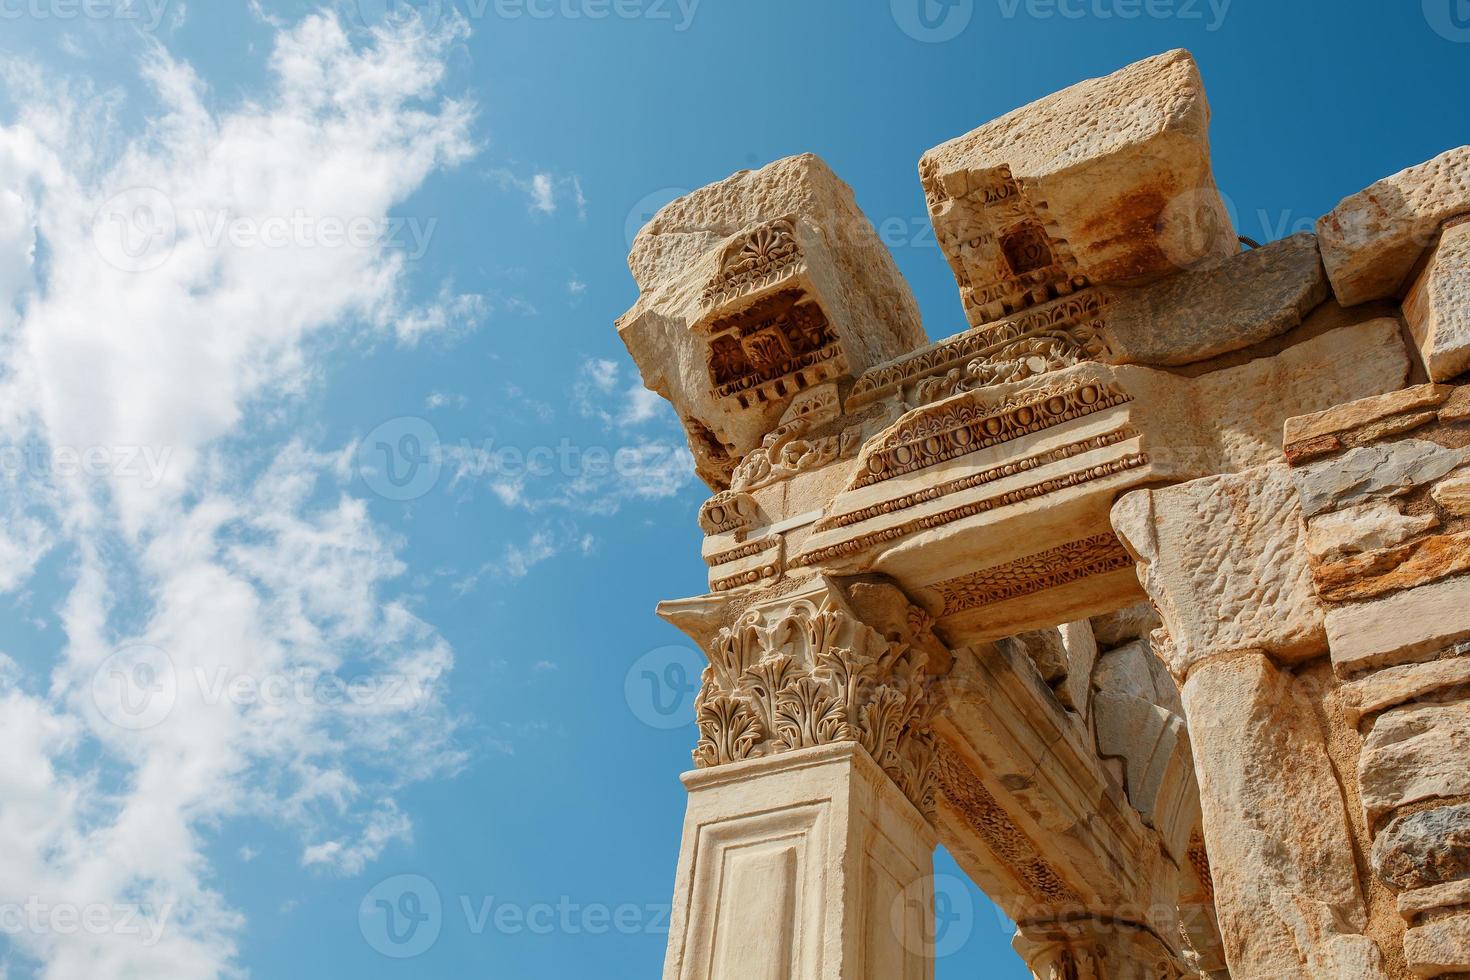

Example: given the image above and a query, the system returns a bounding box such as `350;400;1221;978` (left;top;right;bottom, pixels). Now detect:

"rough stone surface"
1183;653;1384;980
1291;439;1469;518
1403;913;1470;977
1397;877;1470;919
1343;653;1470;726
1285;383;1456;452
1403;217;1470;383
1090;602;1163;649
1099;232;1329;366
1360;700;1470;821
1318;145;1470;306
1305;500;1441;563
1327;575;1470;672
618;154;927;488
1434;470;1470;517
1314;530;1470;603
1375;803;1470;891
919;49;1234;309
1112;464;1327;678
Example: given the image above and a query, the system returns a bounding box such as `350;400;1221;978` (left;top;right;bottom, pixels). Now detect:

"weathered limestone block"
1111;464;1326;679
1182;653;1387;979
1403;216;1470;382
1292;438;1468;518
1318;145;1470;306
1304;500;1441;563
1284;382;1460;464
1097;232;1329;367
1436;470;1470;516
661;743;937;980
619;155;926;488
1326;576;1470;673
1342;650;1470;726
1403;913;1470;978
1092;687;1196;851
919;50;1234;329
1398;877;1470;920
1359;700;1470;822
1374;802;1470;891
1090;602;1162;648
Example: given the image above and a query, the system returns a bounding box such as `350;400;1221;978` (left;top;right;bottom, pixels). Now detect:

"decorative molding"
710;562;782;593
934;743;1083;906
692;593;944;814
854;378;1132;489
698;491;759;536
847;291;1108;409
700;218;804;311
818;427;1140;532
706;537;779;568
934;533;1135;615
706;288;845;408
792;452;1148;568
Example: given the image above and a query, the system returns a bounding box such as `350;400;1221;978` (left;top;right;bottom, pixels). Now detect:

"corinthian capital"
669;576;950;816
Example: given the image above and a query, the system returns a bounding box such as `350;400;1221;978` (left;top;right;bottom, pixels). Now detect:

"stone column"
1013;917;1187;980
1112;464;1393;979
662;743;937;980
659;577;948;980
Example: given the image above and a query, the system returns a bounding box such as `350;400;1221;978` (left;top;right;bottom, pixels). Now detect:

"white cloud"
0;11;475;977
487;168;586;219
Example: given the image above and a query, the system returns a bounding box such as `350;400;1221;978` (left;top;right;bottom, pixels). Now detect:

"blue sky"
0;1;1463;977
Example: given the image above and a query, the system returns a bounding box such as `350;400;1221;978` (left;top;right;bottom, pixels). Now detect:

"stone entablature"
619;47;1470;980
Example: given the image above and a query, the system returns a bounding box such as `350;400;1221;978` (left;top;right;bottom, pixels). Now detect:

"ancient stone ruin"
616;49;1470;979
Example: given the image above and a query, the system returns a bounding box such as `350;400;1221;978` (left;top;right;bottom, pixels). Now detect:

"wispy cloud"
0;11;475;975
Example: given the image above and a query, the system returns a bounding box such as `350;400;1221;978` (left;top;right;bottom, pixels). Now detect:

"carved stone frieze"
690;582;948;814
793;451;1149;568
846;290;1109;410
699;216;805;311
705;288;845;408
853;378;1132;489
934;533;1135;615
697;490;758;536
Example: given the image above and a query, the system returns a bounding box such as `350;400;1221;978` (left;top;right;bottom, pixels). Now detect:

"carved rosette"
691;589;946;816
